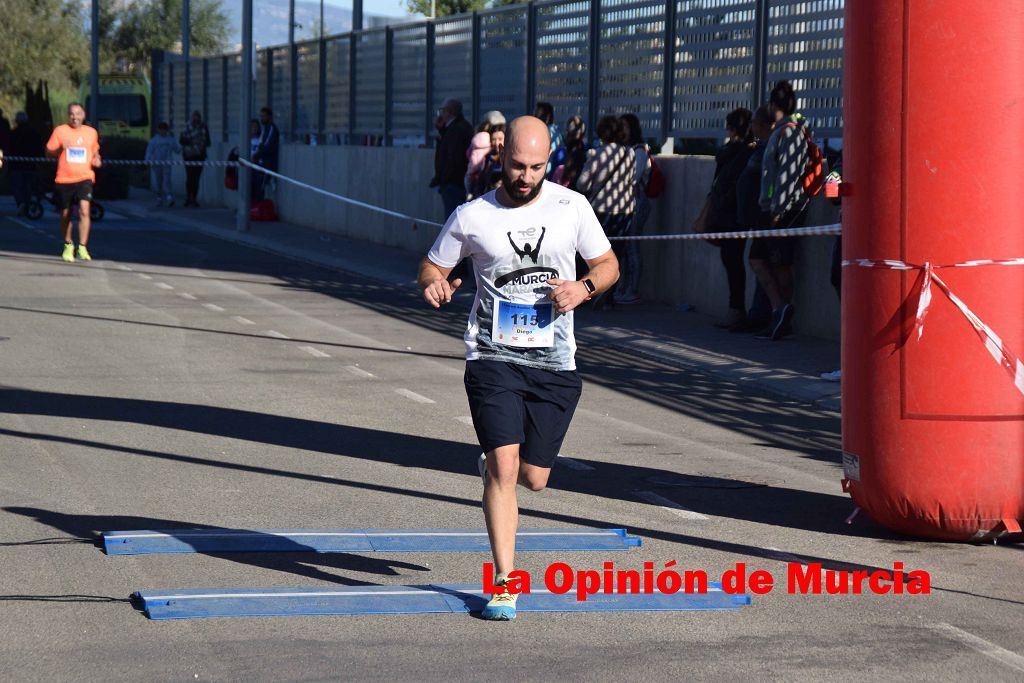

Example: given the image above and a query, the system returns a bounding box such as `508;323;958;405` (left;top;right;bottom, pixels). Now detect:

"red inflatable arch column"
842;2;1024;540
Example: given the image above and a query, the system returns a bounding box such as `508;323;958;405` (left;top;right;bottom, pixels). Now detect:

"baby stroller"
25;172;104;222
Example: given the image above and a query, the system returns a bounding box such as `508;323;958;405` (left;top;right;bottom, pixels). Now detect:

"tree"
402;0;521;19
111;0;230;72
0;0;89;115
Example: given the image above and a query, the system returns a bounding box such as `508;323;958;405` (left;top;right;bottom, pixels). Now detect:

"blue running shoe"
480;578;518;621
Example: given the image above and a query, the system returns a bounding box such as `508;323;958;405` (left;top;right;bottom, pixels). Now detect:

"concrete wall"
173;143;840;340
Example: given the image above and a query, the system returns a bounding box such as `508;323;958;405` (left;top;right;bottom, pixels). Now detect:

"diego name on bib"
427;180;611;371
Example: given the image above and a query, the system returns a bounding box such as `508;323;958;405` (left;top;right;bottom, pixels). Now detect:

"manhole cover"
644;473;768;489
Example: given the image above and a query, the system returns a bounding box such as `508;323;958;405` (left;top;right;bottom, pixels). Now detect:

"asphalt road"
1;210;1021;682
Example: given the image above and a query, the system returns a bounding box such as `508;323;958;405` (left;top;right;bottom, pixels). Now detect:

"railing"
154;0;843;146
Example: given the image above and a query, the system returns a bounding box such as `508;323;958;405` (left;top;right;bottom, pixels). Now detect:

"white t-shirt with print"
427;180;611;371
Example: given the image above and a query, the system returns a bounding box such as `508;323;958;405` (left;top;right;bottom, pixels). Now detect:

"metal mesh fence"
353;30;387;138
206;57;225;141
597;0;665;138
535;0;591;123
432;16;474;122
392;24;428;144
324;36;351;137
766;0;843;137
673;0;756;138
479;8;529;121
156;0;844;146
295;41;320;136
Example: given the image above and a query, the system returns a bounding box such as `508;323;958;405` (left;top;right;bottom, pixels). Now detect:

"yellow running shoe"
76;245;92;261
480;577;518;621
61;243;75;262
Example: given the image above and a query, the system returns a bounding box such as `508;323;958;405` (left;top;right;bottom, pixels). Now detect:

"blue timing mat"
102;528;642;555
134;583;751;619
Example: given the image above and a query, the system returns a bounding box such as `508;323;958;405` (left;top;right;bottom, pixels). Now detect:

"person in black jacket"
8;112;44;215
708;108;754;328
179;110;211;207
253;107;279;201
430;98;474;219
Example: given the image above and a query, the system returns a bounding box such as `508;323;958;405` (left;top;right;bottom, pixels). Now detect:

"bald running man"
419;116;619;620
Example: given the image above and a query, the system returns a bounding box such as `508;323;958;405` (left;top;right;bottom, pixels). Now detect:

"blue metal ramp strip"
134;583;750;619
102;528;642;555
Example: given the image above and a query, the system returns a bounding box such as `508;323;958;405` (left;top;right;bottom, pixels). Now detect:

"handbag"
692;195;722;246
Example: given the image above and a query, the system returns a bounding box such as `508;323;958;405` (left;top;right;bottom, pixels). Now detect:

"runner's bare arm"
547;248;619;314
92;151;102;168
418;257;463;308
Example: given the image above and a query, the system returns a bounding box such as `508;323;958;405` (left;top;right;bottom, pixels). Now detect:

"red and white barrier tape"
609;223;841;241
843;258;1024;397
3;155;237;167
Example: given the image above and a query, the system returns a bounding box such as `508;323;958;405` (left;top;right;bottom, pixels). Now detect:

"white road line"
202;303;225;312
395;388;435;404
344;365;375;378
633;490;709;520
264;330;290;339
137;274;153;280
929;623;1024;673
454;416;475;426
557;455;596;471
298;345;331;358
118;265;134;271
154;282;174;290
231;316;256;325
178;293;197;301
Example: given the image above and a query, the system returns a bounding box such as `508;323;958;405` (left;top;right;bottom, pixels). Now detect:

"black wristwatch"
581;278;596;299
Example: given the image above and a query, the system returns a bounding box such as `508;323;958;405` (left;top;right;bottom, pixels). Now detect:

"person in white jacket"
145;122;180;207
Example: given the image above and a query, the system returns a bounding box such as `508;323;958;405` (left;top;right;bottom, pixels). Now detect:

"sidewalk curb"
111;201;841;414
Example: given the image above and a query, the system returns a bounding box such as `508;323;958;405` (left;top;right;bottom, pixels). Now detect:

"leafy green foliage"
0;0;89;115
110;0;230;70
402;0;522;19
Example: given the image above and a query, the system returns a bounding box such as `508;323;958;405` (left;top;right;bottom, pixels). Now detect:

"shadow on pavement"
3;507;430;586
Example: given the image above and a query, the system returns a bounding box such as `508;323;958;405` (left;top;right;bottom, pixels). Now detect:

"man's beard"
501;169;542;206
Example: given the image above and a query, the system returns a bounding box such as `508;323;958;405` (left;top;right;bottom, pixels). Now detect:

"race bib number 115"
492;299;554;349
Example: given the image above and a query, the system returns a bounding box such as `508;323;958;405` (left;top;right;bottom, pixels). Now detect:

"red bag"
786;122;825;197
250;199;278;222
645;156;665;198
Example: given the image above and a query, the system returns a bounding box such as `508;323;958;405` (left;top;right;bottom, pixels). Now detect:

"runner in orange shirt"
46;103;101;262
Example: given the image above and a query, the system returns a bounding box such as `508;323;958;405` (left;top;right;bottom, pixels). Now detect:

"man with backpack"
750;80;818;341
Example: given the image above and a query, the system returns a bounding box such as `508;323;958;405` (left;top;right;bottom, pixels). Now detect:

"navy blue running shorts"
464;359;583;469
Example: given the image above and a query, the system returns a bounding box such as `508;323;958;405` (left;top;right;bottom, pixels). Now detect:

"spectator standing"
465;120;494;199
576;115;636;308
616;113;653;305
179;110;211;207
471;125;504;198
534;102;563;172
752;80;812;340
430;98;474;218
248;119;262;201
145;122;180;207
548;116;587;190
706;108;755;327
253;107;279;201
8;112;44;215
734;105;776;333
